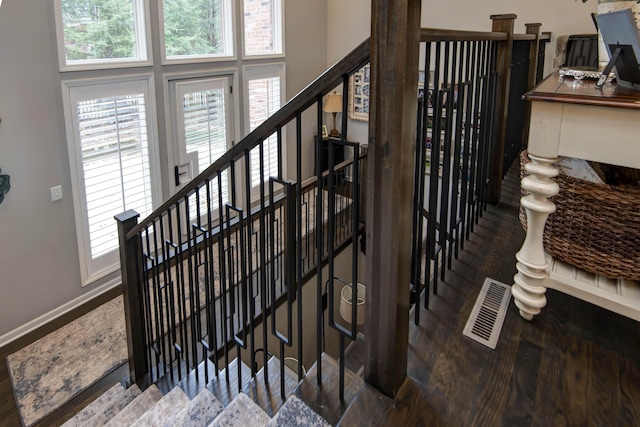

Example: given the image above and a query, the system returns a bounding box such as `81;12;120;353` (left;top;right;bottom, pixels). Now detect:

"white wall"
0;0;327;341
327;0;599;145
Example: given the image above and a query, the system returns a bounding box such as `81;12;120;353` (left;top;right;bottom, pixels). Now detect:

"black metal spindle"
315;95;324;386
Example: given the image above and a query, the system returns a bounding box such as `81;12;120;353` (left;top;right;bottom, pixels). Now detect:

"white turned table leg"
512;154;559;321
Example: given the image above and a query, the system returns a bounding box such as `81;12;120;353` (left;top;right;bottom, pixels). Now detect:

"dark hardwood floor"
2;164;640;427
340;166;640;426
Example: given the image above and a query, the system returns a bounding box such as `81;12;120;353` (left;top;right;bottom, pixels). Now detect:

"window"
160;0;234;63
175;78;232;217
244;64;285;189
242;0;283;57
54;0;152;70
62;76;160;285
55;0;284;285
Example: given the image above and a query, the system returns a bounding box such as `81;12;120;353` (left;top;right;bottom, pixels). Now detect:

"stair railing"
116;39;370;390
115;17;549;404
409;19;550;326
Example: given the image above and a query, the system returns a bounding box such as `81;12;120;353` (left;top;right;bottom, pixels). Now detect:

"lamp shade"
323;92;343;113
339;283;365;325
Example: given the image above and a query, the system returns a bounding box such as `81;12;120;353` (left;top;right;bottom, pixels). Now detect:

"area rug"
6;296;127;426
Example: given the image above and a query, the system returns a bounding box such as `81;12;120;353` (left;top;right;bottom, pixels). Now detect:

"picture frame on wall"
348;63;370;122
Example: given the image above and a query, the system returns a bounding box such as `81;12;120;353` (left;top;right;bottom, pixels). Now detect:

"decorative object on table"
0;168;10;204
323;92;343;137
339;282;366;325
595;8;640;89
519;150;640;280
559;66;615;80
593;0;640;69
348;63;370;122
321;124;329;138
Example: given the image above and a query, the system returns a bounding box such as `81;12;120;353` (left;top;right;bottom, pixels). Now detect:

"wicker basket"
519;151;640;280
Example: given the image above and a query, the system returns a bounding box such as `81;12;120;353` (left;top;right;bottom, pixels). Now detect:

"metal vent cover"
462;278;511;349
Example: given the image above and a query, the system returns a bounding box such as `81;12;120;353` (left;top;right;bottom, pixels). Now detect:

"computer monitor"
596;8;640;90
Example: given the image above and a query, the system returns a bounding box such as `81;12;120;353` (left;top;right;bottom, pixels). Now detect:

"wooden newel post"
364;0;421;398
115;209;148;386
521;23;542;150
487;14;516;205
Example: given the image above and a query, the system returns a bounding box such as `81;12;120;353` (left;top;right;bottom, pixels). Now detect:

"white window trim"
61;74;162;286
157;0;237;65
240;0;285;60
242;63;286;199
53;0;153;72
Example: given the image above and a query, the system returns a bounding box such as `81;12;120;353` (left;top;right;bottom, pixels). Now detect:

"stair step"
61;383;140;427
209;392;270;427
204;357;253;407
81;384;142;427
292;353;364;426
60;383;122;427
268;395;331;427
242;356;299;417
104;385;162;426
167;388;223;427
131;386;190;427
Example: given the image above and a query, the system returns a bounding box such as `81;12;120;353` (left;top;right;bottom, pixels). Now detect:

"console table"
513;72;640;321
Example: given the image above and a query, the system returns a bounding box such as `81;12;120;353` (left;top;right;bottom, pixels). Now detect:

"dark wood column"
364;0;421;398
486;14;516;205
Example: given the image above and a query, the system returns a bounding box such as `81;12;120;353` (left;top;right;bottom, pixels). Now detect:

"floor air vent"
462;278;511;349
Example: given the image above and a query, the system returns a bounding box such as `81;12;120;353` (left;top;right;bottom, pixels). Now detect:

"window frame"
240;0;285;60
61;74;161;286
53;0;153;72
157;0;237;65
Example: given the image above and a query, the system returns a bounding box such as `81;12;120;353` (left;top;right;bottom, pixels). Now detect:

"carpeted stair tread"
268;395;331;427
104;384;162;426
208;392;270;427
81;384;142;427
60;383;124;427
166;388;223;427
131;386;190;427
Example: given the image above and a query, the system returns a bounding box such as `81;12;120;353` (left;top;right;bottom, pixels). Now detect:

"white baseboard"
0;278;121;348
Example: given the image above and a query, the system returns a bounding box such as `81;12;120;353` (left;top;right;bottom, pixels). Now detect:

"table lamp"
323;92;343;138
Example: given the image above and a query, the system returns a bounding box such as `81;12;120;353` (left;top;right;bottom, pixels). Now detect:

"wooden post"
486;14;516;205
521;23;542;149
115;209;148;386
364;0;421;398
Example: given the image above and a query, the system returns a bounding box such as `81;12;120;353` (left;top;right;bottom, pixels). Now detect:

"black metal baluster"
315;95;324;386
258;140;269;383
295;113;304;380
439;42;453;282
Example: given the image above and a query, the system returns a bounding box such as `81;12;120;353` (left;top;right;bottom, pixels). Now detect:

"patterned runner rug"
6;296;127;426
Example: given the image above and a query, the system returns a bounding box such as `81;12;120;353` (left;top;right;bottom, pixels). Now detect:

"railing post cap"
490;14;517;20
115;209;140;223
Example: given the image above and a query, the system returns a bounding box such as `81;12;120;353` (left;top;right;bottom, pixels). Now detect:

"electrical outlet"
50;185;63;202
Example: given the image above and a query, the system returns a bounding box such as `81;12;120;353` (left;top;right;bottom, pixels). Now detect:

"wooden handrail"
420;28;508;42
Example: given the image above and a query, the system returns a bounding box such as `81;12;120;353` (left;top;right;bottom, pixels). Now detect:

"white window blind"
176;79;231;219
245;66;284;189
64;77;159;284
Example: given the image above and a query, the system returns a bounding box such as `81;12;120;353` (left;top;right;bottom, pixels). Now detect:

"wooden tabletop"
523;71;640;110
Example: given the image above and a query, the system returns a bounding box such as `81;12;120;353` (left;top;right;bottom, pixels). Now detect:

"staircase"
62;355;337;427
